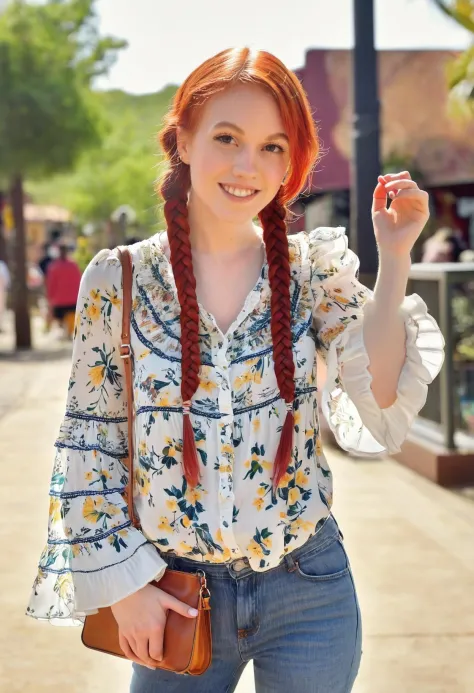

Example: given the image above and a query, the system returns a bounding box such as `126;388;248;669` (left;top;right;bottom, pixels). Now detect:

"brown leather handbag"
81;246;212;675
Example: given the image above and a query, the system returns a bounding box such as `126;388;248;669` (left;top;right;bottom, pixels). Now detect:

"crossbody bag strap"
116;246;140;530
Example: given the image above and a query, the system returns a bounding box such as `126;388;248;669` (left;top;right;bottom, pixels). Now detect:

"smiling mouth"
219;183;260;199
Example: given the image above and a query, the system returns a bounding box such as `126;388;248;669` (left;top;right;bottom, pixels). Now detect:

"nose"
232;146;258;179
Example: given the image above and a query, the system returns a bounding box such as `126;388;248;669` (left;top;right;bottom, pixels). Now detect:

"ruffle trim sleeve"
26;541;167;626
322;293;445;455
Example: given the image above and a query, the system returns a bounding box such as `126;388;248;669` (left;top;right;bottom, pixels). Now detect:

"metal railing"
408;262;474;451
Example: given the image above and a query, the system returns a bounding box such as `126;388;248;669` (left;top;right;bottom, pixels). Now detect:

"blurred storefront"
290;49;474;252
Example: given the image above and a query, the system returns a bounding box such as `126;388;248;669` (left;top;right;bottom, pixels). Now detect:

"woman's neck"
187;189;261;256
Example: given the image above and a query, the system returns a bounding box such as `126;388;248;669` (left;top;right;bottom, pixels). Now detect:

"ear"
176;126;192;164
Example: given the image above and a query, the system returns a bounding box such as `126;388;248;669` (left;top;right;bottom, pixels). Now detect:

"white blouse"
26;227;444;625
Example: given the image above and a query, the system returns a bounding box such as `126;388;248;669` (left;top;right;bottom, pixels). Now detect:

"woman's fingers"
120;632;158;669
379;171;412;181
384;179;418;191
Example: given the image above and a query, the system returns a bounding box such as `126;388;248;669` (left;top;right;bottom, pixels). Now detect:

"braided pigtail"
259;196;296;491
160;163;201;488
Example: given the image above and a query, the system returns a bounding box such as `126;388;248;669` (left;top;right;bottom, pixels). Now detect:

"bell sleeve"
309;227;445;456
26;249;167;626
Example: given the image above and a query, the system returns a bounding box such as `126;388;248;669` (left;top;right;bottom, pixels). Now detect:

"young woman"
27;48;444;692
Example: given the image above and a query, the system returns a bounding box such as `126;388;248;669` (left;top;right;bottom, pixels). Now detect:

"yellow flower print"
294;411;301;426
305;427;314;439
316;437;323;456
244;460;250;469
288;487;300;505
219;464;232;473
200;378;217;394
279;511;287;519
222;547;231;561
82;496;104;523
288;246;296;264
88;364;105;388
90;289;100;301
54;573;73;601
247;539;264;559
157;394;170;407
179;541;194;553
164;436;173;446
185;488;202;504
261;461;273;471
278;472;293;488
72;544;81;558
138;440;147;456
216;529;224;543
138;349;151;360
101;469;112;480
181;516;192;528
221;443;233;455
321;324;345;344
103;502;120;516
166;499;178;512
296;470;309;486
109;293;122;308
84;471;93;482
135;468;150;496
319;301;331;313
262;537;272;549
158;517;173;533
49;497;61;523
253;418;261;433
87;303;101;321
257;487;266;497
253;497;265;511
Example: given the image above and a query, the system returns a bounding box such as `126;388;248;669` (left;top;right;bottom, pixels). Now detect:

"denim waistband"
159;512;343;580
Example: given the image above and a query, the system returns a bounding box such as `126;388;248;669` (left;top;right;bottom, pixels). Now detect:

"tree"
433;1;474;107
0;0;126;349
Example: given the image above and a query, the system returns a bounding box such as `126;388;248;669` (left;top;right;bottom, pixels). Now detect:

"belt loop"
284;552;298;573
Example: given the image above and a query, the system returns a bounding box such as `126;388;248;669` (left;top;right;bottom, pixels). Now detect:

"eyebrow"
213;121;289;143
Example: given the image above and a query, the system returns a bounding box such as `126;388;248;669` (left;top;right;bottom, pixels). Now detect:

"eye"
214;134;236;145
264;143;285;154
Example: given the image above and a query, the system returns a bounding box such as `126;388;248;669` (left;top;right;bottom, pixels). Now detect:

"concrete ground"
1;315;473;692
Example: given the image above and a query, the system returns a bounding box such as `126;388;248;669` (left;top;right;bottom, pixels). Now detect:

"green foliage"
0;0;126;181
27;86;178;228
433;1;474;109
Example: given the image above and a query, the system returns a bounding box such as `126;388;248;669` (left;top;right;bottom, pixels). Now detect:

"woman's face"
178;84;290;224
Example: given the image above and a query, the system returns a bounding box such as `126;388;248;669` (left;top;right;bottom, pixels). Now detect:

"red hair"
158;47;319;491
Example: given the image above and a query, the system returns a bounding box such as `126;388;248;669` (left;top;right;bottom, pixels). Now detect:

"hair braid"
160;163;201;488
259;196;296;491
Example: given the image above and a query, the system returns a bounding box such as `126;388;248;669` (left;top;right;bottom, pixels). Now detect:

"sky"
95;0;472;95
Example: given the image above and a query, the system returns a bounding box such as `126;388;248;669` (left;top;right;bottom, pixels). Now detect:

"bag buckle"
120;344;131;359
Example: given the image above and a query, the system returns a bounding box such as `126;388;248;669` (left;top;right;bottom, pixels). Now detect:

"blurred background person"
0;258;11;333
45;243;82;339
421;226;466;263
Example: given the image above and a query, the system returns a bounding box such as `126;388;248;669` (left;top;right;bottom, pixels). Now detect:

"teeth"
222;185;256;198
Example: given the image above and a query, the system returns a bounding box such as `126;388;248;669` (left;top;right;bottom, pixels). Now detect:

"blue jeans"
130;514;362;692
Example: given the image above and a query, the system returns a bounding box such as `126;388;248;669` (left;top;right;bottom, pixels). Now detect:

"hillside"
26;85;178;224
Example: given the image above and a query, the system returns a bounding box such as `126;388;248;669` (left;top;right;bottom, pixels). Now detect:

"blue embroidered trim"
54;442;128;459
47;521;131;546
234;386;318;415
64;411;127;424
135;387;318;419
137;282;180;342
232;314;311;364
49;487;125;499
136;405;222;419
132;313;183;364
132;312;312;369
39;541;151;575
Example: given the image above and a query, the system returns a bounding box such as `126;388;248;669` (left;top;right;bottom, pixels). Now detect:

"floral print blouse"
26;227;444;624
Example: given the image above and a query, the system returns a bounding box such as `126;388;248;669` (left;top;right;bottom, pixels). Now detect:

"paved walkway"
1;323;473;692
